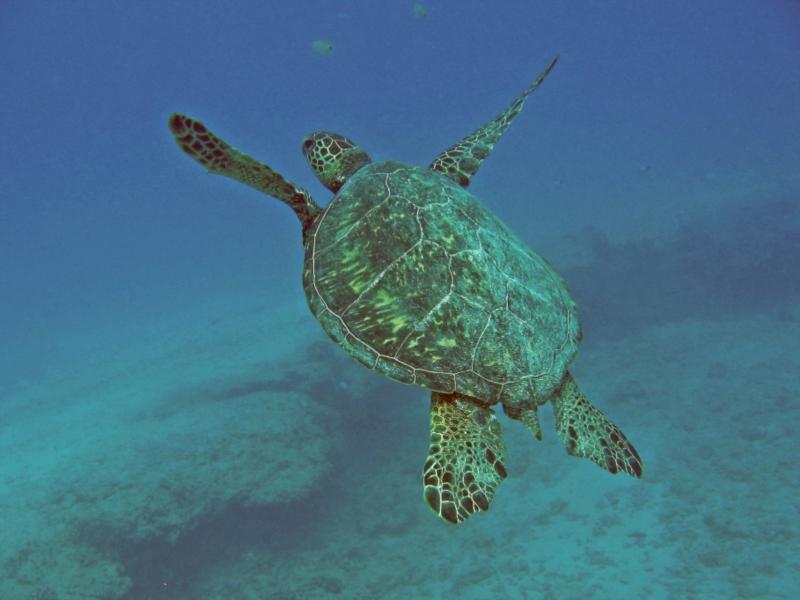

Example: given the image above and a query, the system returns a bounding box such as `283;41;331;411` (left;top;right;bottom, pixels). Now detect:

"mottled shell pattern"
303;160;582;410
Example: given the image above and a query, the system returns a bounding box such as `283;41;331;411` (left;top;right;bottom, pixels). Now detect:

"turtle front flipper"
168;114;321;231
429;55;559;188
552;372;643;478
422;392;507;524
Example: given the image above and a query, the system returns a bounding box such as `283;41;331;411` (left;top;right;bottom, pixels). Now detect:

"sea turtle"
168;56;643;525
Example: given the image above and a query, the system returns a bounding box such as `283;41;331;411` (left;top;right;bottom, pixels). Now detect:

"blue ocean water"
1;1;798;598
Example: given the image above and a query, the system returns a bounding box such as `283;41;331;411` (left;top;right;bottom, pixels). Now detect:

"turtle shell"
302;160;581;407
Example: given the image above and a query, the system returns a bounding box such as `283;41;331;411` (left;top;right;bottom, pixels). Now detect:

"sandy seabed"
2;189;798;599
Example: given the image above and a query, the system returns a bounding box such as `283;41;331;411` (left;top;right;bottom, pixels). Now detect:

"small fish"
413;2;428;19
311;39;335;56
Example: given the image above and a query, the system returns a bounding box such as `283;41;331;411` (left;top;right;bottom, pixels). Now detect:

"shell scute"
343;241;450;355
395;293;485;372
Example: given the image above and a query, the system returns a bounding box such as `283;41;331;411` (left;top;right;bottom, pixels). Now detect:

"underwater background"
1;1;799;598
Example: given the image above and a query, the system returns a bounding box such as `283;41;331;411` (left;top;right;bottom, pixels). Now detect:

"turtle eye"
303;139;314;150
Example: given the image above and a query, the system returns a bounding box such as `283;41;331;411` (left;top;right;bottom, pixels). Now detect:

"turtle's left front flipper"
552;372;643;478
168;113;321;230
422;392;507;524
430;55;559;188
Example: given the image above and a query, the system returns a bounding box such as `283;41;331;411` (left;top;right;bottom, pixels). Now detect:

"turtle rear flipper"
422;392;507;524
168;113;321;230
552;372;643;478
429;55;559;188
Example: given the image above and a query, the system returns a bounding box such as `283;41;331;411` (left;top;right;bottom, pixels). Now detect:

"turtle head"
302;131;371;193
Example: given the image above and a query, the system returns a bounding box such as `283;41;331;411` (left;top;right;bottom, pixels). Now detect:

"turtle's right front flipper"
168;114;321;230
422;392;507;524
429;55;559;188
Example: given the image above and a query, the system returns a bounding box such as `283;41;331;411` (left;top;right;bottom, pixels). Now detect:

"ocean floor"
0;301;337;599
186;305;799;600
3;297;796;599
2;194;798;599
